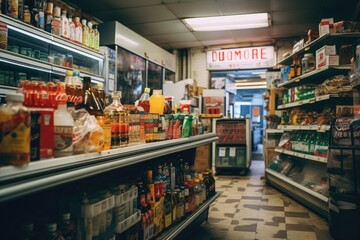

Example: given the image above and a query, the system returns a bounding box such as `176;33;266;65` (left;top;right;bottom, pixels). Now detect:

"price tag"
229;147;236;157
219;147;226;157
309;98;316;103
317;125;327;133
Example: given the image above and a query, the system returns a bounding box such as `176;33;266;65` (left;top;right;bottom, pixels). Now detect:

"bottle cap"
88;21;93;28
75;17;80;22
144;87;150;93
66;70;73;76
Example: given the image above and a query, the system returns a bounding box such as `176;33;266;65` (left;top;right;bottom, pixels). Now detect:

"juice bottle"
87;21;94;49
104;91;123;148
60;10;69;39
74;17;83;44
93;24;100;50
0;93;30;166
68;14;75;42
136;87;150;113
150;89;164;115
81;19;89;47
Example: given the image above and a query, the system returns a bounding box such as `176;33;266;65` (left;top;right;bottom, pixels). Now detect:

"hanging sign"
207;46;275;70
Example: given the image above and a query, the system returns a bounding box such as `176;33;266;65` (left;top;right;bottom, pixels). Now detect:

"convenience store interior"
1;0;360;240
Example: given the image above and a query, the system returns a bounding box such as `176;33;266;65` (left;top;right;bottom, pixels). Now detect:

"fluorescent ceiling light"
183;13;269;31
236;85;267;89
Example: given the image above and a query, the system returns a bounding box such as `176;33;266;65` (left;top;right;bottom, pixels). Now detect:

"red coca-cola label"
67;95;83;106
55;93;67;104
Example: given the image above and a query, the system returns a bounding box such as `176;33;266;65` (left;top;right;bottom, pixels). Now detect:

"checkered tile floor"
188;161;332;240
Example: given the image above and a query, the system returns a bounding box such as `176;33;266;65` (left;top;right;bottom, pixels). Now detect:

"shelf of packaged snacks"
277;124;330;132
279;33;360;66
0;133;218;203
278;65;351;88
274;148;328;163
277;94;341;109
0;14;104;60
157;192;220;240
266;168;328;216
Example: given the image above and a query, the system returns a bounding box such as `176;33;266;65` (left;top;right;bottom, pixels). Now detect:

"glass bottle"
87;21;94;49
44;1;52;32
23;5;31;24
193;178;201;208
81;19;89;47
68;14;75;42
51;5;61;36
74;17;82;44
104;91;123;148
136;87;150;113
9;0;18;19
0;93;30;166
150;89;165;114
93;24;100;51
60;10;69;39
83;77;102;116
54;82;74;158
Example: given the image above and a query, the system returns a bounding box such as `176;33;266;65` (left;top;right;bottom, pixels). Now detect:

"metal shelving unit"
277;125;330;131
277;94;343;109
274;148;328;163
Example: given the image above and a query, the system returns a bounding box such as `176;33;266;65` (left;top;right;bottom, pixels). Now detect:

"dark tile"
237;187;245;191
273;230;287;238
243;218;264;222
234;204;239;208
211;207;219;211
315;229;332;240
256;188;264;192
208;217;226;223
243;204;261;210
265;222;279;227
235;209;240;213
234;223;257;232
273;216;286;223
242;196;262;200
224;213;235;218
225;199;240;203
285;212;310;218
219;185;233;188
261;206;284;211
231;220;240;225
286;224;315;232
261;198;269;202
247;183;264;187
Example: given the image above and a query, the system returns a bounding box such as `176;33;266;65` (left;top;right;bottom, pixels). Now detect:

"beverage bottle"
104;91;123;148
44;0;53;32
198;173;206;203
54;82;74;157
39;81;49;108
18;222;36;240
164;190;172;228
136;87;150;113
145;169;155;204
51;5;61;36
40;223;64;240
124;105;140;145
0;93;30;166
83;77;102;116
150;89;165;114
37;5;45;29
68;14;75;42
23;5;31;24
87;21;94;49
308;132;316;155
9;0;19;19
193;178;201;208
171;191;178;223
58;211;76;240
60;10;69;39
47;81;57;108
93;24;100;50
138;106;146;144
74;17;82;44
32;81;40;107
81;19;89;47
207;169;216;197
184;183;190;215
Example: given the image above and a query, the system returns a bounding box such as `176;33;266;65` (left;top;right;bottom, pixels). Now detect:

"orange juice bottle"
150;89;165;115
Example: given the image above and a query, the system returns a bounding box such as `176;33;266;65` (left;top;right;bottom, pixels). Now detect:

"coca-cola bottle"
65;71;83;109
83;77;102;116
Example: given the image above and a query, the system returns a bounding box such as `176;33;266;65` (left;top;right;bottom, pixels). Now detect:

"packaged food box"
319;18;335;37
316;45;339;69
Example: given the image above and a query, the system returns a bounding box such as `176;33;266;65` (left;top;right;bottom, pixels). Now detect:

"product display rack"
213;118;251;175
265;34;360;218
0;14;105;90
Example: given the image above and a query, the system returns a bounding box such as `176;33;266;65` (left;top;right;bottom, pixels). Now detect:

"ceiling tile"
272;10;321;25
232;28;272;40
168;41;204;49
193;31;234;41
93;5;177;24
146;32;197;44
218;0;270;15
166;0;221;18
129;20;190;36
201;39;237;47
271;0;321;11
271;23;317;38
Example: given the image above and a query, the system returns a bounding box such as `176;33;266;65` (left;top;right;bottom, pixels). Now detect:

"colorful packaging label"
54;125;73;157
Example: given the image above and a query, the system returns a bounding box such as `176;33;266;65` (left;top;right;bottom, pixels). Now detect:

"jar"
0;93;31;166
302;53;315;74
0;23;8;49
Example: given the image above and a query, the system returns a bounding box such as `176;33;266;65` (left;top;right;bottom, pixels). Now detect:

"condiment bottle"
44;1;53;32
104;91;123;148
0;93;30;166
137;87;150;113
68;14;75;42
54;82;74;157
23;5;31;24
81;19;89;47
87;21;94;49
51;5;61;36
93;24;100;51
74;17;83;44
9;0;19;19
60;10;69;39
150;89;165;115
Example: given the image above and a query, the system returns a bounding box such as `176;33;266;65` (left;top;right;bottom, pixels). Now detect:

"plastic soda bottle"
150;89;165;115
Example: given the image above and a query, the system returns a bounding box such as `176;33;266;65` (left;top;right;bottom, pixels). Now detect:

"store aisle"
187;161;332;240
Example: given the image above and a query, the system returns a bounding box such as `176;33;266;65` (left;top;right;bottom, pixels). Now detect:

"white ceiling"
74;0;360;51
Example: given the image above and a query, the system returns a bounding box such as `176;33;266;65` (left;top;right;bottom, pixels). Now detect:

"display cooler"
213;118;251;175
